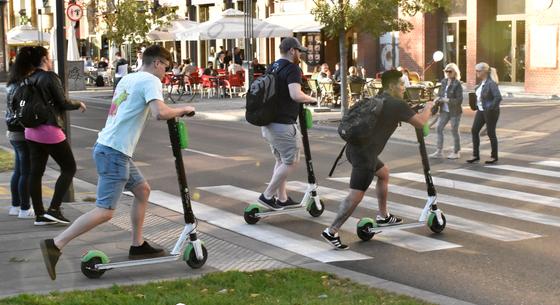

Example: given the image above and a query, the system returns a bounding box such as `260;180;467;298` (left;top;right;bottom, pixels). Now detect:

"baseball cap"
279;37;308;53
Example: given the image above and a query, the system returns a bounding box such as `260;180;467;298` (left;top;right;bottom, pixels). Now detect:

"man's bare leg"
130;182;151;247
53;207;114;250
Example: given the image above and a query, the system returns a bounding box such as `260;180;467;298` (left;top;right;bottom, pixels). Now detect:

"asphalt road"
2;92;560;305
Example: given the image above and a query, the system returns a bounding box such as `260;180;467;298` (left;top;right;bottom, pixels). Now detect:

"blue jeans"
9;140;30;210
436;112;461;153
93;143;145;210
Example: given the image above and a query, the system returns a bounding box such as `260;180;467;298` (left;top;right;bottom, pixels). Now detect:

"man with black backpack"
322;70;434;250
256;37;317;210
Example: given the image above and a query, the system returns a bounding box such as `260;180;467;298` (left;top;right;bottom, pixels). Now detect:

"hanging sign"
67;3;84;22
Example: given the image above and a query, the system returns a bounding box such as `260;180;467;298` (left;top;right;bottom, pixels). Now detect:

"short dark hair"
142;45;172;66
381;70;403;89
115;52;121;57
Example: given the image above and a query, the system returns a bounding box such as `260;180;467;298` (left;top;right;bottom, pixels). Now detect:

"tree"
101;0;177;46
311;0;450;114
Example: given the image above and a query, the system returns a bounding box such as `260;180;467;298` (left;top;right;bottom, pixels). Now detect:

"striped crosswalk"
139;160;560;262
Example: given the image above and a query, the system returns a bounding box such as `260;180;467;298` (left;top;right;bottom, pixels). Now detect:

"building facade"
399;0;560;94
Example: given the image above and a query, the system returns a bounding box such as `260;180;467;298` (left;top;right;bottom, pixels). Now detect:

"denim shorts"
261;123;302;165
93;143;145;210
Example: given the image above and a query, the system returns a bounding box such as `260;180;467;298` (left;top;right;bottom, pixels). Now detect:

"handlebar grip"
183;111;196;117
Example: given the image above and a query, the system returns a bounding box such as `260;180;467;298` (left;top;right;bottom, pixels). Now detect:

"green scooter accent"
422;122;430;137
357;217;376;228
244;203;262;213
177;121;189;149
304;108;313;129
81;250;110;264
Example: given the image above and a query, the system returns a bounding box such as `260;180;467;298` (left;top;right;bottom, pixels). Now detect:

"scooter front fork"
419;196;443;225
304;184;322;210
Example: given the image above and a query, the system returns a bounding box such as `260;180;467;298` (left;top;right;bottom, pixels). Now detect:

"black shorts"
346;144;385;191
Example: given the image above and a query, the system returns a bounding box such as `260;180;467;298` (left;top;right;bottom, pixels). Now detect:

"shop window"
448;0;466;17
497;0;524;15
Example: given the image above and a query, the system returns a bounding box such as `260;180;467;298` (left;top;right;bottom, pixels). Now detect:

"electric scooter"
243;104;325;224
80;113;208;279
355;101;447;241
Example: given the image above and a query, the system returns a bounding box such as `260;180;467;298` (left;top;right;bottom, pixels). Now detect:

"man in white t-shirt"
40;45;196;280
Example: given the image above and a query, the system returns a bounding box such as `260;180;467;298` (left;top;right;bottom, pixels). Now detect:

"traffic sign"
66;3;83;22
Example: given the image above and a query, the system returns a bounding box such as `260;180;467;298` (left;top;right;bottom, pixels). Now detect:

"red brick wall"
398;11;443;82
524;2;560;95
466;0;498;89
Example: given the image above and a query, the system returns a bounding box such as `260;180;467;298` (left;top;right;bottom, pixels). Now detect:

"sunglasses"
445;70;453;73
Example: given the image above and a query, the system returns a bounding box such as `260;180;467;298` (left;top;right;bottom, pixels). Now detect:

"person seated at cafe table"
228;60;243;74
317;63;333;83
203;61;218;76
252;58;266;73
348;66;366;84
181;59;197;76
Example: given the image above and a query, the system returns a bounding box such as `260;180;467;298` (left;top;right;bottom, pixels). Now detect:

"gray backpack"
338;97;384;145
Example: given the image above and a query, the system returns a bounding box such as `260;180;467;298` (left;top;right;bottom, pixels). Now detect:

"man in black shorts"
322;70;434;250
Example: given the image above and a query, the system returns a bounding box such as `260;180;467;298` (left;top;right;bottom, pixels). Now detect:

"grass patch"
0;149;14;172
0;269;434;305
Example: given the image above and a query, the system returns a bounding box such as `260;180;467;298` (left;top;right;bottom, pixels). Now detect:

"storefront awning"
7;25;50;45
265;13;322;33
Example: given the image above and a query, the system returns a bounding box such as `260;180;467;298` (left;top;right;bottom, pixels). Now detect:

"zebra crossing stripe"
439;168;560;192
144;190;371;262
486;165;560;178
392;172;560;209
197;185;460;252
372;183;560;228
531;161;560;168
299;180;540;242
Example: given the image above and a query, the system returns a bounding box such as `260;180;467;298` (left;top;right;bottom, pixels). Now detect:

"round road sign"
67;3;84;22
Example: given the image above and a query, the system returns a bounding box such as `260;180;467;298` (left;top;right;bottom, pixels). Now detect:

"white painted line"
144;190;371;262
392;172;560;209
486;165;560;178
302;180;540;242
198;185;460;252
71;124;100;133
532;161;560;169
183;148;228;159
440;168;560;192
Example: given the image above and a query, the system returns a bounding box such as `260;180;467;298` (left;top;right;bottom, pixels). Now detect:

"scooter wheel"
185;244;208;269
357;218;376;241
244;207;260;224
428;212;446;233
81;256;105;279
307;199;325;217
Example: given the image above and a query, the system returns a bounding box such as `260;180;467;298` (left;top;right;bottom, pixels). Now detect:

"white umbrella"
7;25;50;45
67;23;80;60
148;20;198;41
176;9;293;40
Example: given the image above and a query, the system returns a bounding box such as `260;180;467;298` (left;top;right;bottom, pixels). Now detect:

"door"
495;19;525;83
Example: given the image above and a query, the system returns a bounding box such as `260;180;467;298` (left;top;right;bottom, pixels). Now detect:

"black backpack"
338;97;385;145
10;77;51;128
245;61;289;126
95;75;105;87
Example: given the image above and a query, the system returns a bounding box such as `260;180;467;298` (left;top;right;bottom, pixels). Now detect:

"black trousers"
27;139;77;216
471;109;500;159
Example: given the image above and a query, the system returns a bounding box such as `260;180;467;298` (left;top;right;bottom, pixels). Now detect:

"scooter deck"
255;204;309;217
367;222;428;234
95;254;181;271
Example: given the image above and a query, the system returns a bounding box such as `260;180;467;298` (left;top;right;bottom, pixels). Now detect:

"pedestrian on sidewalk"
4;47;34;219
467;62;502;164
22;46;86;226
429;63;463;160
40;45;196;281
257;37;316;211
322;70;434;250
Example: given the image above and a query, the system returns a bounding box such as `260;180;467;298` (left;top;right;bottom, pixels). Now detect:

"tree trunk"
339;32;348;115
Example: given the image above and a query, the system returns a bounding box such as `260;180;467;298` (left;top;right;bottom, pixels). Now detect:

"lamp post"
56;0;75;202
0;0;8;82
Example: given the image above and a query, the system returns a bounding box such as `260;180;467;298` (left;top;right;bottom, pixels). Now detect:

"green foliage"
103;0;178;45
0;269;435;305
312;0;450;39
0;149;14;172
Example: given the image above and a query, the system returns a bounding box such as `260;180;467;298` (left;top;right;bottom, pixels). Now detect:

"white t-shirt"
475;79;486;111
97;72;163;157
442;81;450;112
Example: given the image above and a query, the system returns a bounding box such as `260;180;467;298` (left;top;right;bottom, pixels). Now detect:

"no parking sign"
66;3;83;22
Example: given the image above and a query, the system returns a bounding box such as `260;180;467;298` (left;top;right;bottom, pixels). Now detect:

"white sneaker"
8;206;20;216
429;150;443;158
447;152;461;159
18;208;35;219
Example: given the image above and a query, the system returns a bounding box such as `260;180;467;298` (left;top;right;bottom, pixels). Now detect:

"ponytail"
489;67;499;84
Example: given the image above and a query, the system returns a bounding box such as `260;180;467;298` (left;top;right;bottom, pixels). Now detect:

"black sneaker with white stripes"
321;228;349;250
376;214;403;227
